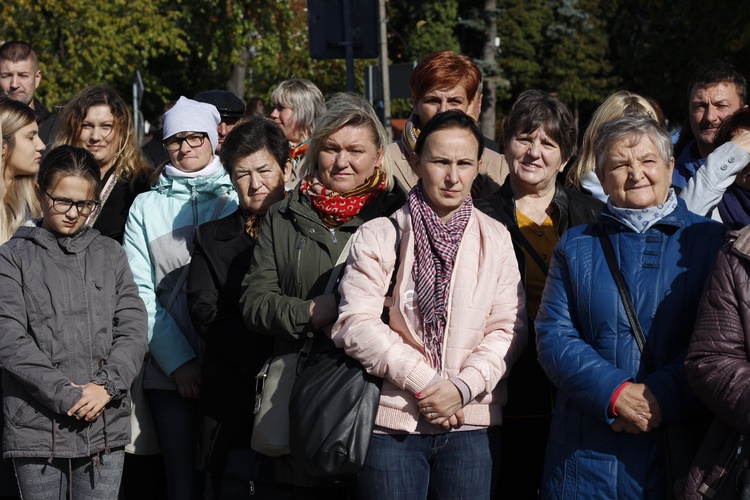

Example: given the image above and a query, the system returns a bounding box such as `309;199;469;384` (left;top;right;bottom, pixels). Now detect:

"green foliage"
388;0;461;62
545;0;617;118
1;0;187;113
5;0;750;130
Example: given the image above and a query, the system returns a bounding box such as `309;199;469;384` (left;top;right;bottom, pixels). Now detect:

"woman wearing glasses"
123;97;237;500
0;145;148;500
55;85;152;244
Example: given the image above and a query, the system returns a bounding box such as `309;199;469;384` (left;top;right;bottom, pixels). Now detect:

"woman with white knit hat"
123;96;238;500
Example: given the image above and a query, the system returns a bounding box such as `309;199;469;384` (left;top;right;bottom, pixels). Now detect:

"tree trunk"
480;0;497;142
227;49;249;99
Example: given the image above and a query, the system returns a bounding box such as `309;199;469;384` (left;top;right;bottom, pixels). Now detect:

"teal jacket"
123;162;237;389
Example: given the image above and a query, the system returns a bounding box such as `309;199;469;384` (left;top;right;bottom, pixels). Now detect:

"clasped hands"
67;382;111;423
611;383;662;434
416;380;464;430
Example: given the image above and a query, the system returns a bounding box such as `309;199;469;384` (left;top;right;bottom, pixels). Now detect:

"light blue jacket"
123;161;237;389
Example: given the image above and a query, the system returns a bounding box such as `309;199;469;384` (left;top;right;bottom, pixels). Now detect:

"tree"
545;0;616;124
388;0;460;62
1;0;187;114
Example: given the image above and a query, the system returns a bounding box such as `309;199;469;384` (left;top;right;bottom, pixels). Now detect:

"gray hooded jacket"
0;222;148;459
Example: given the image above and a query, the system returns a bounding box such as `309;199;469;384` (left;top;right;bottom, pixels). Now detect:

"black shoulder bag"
288;217;401;479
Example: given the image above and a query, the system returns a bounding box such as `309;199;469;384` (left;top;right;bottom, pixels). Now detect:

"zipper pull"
329;228;337;244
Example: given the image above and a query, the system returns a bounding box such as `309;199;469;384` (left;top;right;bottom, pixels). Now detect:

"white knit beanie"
163;96;221;153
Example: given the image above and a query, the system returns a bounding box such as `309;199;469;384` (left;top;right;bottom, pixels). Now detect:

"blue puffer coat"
535;199;725;499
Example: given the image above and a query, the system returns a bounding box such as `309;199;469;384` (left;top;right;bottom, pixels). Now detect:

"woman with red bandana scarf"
240;93;406;499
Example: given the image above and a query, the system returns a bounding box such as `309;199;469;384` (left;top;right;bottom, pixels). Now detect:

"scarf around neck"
606;188;678;233
402;113;420;156
290;139;310;162
164;155;223;178
301;168;386;227
408;181;472;373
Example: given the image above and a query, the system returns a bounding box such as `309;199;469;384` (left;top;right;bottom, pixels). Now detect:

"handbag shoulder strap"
597;220;656;372
386;216;401;296
488;195;549;276
298;233;355;361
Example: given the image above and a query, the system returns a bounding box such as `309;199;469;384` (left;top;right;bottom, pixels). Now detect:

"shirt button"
536;231;544;237
721;165;728;170
729;157;736;163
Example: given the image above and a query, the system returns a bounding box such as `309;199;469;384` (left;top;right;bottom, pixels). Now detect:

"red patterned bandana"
301;169;386;227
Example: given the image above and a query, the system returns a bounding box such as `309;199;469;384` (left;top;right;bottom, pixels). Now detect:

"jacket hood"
153;161;234;199
12;220;100;253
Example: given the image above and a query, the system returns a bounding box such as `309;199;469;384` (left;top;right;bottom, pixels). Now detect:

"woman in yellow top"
475;89;602;499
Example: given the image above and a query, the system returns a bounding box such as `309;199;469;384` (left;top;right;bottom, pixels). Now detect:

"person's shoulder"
473;206;511;239
562;186;604;210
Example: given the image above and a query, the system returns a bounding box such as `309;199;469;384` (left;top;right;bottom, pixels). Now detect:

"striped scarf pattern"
408;182;472;372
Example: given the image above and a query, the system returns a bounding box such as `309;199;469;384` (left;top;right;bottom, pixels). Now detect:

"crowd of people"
1;37;750;500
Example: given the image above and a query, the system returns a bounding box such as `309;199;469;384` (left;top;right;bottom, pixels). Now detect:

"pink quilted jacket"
331;205;527;432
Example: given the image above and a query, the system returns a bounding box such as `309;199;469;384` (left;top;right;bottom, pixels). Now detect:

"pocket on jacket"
562;451;618;499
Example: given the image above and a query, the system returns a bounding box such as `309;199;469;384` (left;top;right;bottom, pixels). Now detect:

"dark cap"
194;90;245;119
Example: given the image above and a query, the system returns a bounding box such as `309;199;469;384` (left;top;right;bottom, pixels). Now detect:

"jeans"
356;428;501;500
147;389;204;500
13;448;124;500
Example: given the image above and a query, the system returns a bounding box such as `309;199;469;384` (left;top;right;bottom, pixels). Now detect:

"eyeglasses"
163;133;207;152
44;191;100;216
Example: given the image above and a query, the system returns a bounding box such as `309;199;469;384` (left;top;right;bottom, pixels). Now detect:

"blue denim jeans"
356;428;501;500
147;389;204;500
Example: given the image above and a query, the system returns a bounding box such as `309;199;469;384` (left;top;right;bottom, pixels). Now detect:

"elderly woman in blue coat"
535;114;726;499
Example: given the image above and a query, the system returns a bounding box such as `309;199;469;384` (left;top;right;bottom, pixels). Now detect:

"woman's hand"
416;381;464;428
68;383;111;422
172;358;201;399
612;383;662;433
309;293;338;330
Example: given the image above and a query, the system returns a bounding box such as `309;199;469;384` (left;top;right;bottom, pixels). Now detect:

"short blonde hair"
568;91;660;189
271;78;325;142
300;93;393;190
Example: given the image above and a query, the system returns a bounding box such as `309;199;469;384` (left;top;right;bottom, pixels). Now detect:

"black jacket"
475;178;602;416
33;98;59;151
93;167;152;244
186;209;274;467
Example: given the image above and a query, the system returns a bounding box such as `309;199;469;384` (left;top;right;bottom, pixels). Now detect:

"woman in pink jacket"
331;111;527;500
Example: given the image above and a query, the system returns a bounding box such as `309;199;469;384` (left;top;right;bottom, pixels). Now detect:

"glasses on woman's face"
163;133;207;152
44;191;100;216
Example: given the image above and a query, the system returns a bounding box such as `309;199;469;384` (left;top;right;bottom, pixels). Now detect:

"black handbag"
288;217;401;479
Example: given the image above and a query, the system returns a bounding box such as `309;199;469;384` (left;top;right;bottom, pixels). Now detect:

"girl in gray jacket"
0;146;148;500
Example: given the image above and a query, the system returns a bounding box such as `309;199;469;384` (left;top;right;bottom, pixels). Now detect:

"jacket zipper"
296;237;306;285
191;186;198;225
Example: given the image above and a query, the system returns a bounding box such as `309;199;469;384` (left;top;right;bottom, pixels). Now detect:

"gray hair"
594;114;673;176
271;78;325;142
300;93;393;190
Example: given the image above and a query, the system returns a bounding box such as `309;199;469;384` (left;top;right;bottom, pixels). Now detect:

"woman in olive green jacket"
239;93;406;496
